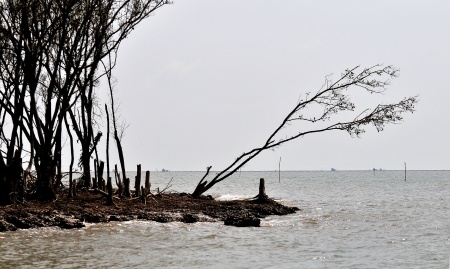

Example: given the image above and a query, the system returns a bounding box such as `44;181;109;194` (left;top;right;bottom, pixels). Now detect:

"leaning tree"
192;65;418;197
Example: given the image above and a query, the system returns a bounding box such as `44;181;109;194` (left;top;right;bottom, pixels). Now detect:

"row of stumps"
89;162;153;204
134;164;152;204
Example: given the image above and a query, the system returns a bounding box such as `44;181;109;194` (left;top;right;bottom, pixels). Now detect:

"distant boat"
161;168;169;172
331;168;336;171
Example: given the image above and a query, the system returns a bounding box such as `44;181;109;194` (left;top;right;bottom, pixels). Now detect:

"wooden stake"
404;162;406;181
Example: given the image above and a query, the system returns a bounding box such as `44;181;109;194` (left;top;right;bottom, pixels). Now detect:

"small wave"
215;193;252;201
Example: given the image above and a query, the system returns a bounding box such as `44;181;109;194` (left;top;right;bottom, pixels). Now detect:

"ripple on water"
0;171;449;269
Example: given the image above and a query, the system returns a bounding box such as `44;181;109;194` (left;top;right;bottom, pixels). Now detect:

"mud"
0;191;299;231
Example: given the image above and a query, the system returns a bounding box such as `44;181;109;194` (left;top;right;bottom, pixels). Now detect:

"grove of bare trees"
0;0;169;204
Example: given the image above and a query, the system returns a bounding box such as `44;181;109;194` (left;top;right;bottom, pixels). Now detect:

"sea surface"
0;170;449;268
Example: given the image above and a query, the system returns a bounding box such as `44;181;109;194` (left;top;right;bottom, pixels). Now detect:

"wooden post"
145;171;151;194
135;164;141;197
404;162;407;181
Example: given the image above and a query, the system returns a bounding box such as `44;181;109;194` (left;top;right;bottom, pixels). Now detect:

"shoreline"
0;191;299;232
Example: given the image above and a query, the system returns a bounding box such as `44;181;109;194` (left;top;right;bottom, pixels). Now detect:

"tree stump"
256;178;269;201
124;178;131;198
135;164;141;197
145;171;151;194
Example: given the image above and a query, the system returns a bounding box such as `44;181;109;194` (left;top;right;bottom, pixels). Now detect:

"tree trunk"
97;161;105;190
114;164;123;198
105;104;111;194
134;164;141;197
93;159;98;189
0;150;23;204
107;176;113;205
81;147;91;188
64;116;75;197
114;129;129;197
34;150;56;201
123;178;131;198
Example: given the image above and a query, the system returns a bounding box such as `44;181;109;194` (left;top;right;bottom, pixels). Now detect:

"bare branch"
192;65;417;197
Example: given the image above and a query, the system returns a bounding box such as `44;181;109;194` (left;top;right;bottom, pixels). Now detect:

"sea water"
0;170;449;268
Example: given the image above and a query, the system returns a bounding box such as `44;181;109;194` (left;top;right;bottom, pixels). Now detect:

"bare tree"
0;0;169;203
103;54;130;197
192;65;418;197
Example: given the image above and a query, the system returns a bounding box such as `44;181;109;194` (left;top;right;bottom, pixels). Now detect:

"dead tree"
114;164;123;198
105;104;113;203
64;115;75;197
192;65;418;197
145;171;151;195
103;53;130;197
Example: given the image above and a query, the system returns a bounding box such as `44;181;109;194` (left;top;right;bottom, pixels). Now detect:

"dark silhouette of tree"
192;65;418;197
0;0;169;203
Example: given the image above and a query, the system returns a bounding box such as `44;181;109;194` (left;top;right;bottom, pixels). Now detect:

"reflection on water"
1;171;449;268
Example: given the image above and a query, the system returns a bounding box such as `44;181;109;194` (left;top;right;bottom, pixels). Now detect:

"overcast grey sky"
101;1;449;171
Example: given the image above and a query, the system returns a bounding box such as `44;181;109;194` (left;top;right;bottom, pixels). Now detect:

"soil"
0;190;300;232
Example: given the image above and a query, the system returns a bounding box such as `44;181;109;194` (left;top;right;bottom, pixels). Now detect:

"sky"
95;0;450;171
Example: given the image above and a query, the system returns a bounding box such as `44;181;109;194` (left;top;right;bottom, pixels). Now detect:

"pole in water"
404;162;406;181
278;157;281;183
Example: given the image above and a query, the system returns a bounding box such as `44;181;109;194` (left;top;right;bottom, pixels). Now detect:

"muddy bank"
0;191;299;232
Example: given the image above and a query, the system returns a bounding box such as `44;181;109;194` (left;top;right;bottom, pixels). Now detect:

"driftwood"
89;188;109;199
159;178;173;194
